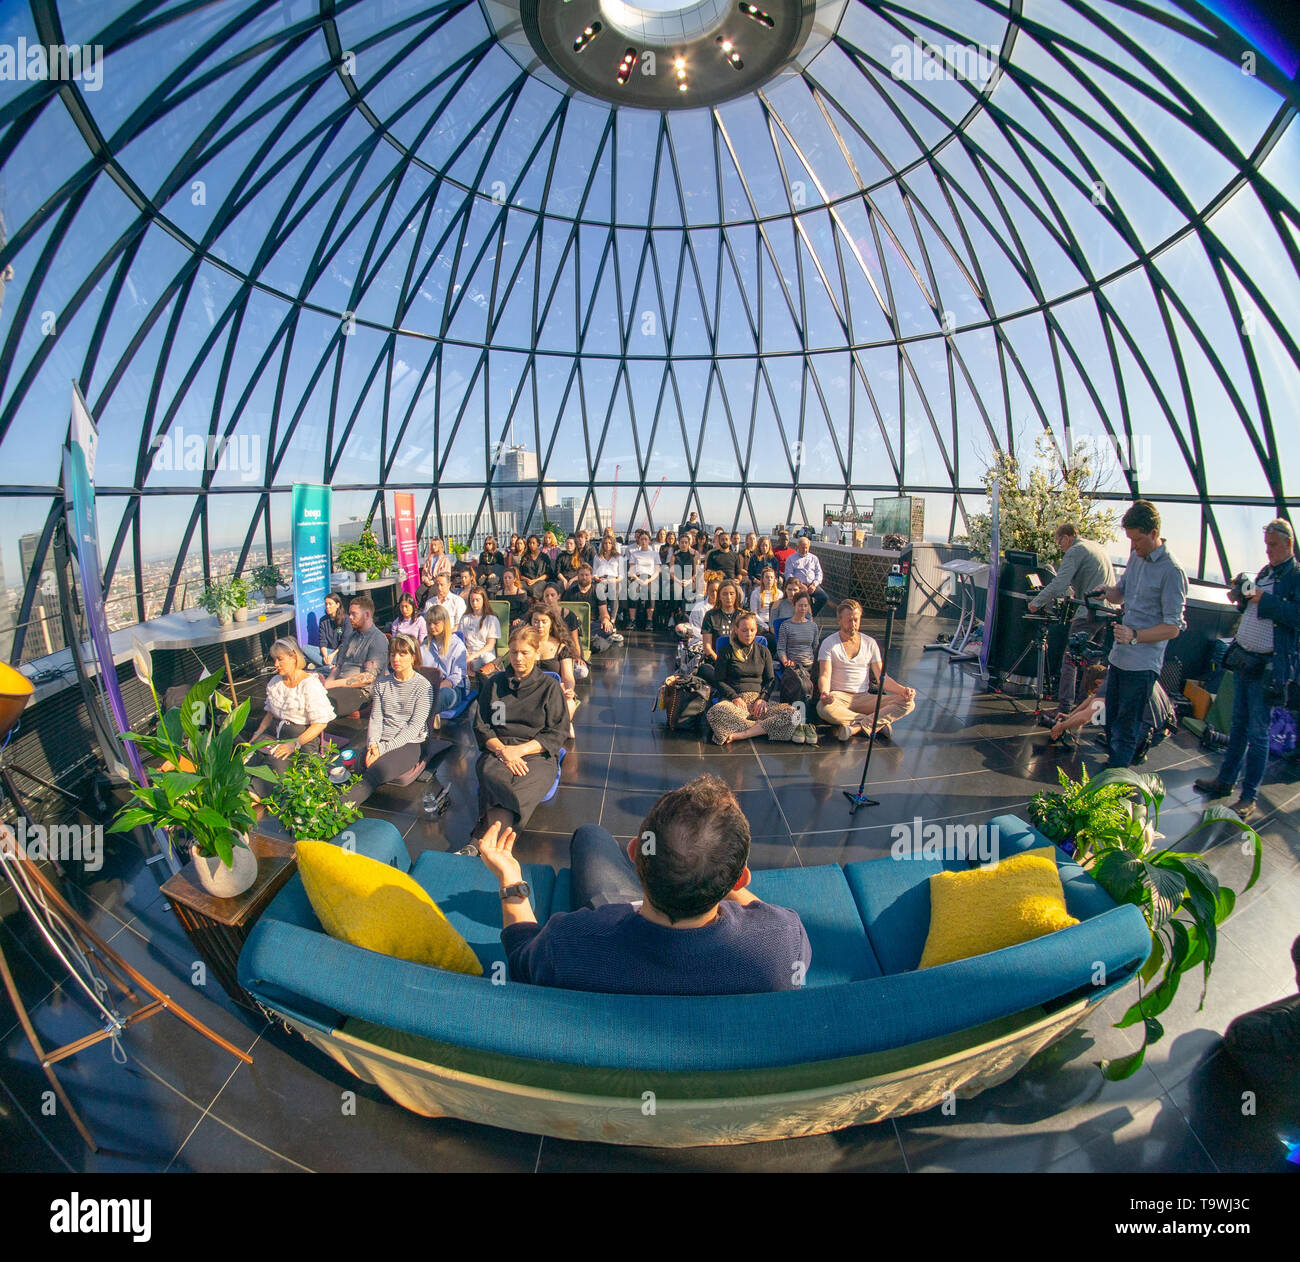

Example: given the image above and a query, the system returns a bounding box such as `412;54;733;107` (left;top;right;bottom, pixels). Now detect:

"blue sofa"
238;815;1151;1146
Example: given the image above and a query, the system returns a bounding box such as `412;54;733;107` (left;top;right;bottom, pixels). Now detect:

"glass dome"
1;0;1298;661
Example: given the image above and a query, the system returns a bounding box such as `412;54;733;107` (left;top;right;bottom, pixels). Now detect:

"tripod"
1004;612;1055;715
843;601;900;814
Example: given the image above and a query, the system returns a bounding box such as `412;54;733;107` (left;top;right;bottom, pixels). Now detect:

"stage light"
739;3;774;26
573;20;603;52
617;48;636;85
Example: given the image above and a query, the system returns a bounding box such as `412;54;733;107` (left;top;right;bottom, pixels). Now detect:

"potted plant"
250;563;285;602
199;578;238;626
108;673;280;898
337;521;393;581
229;576;252;622
264;748;362;843
1029;765;1262;1079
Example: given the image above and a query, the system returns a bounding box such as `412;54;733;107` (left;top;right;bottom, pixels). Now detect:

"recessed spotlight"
573;20;602;52
739;3;774;27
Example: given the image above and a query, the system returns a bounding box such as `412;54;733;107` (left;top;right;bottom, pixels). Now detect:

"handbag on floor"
779;663;814;705
656;673;712;730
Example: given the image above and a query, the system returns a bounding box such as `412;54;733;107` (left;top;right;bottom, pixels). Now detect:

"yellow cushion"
918;847;1079;969
296;840;482;976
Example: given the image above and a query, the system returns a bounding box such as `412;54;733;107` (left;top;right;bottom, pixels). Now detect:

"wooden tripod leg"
0;938;98;1152
223;647;238;708
16;862;253;1066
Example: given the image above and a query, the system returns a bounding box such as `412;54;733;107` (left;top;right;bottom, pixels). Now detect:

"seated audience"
451;559;478;598
530;603;580;736
424;571;465;626
773;532;796;574
478;535;503;570
476;774;812;994
748;536;780;585
500;567;532;628
322;594;388;715
816;599;916;741
459;585;502;673
772;576;804;622
317;590;348;667
706;533;742;584
417;537;452;608
540;530;561;564
784;536;829;615
592;536;625;633
509;536;527;566
706;612;800;746
518;535;554;597
700;580;744;678
471;626;568;839
568;564;615;651
249;637;335;771
344;633;434;805
626;529;661;631
577;528;597;566
749;566;782;634
677;577;720;647
776;592;820;707
391;592;428;646
422;605;468;711
539;581;588;678
555;534;585;592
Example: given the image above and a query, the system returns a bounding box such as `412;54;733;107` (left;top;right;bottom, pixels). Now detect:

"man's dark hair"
1055;522;1079;541
1121;500;1160;535
348;593;375;616
635;776;751;922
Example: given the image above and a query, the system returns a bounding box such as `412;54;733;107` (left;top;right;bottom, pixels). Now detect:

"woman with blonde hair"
249;637;335;770
705;612;800;745
749;565;781;635
422;605;468;712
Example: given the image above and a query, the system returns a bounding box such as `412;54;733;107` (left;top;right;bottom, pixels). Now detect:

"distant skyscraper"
19;532;65;660
492;445;556;536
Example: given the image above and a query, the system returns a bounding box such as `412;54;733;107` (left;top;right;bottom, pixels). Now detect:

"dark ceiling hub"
519;0;817;108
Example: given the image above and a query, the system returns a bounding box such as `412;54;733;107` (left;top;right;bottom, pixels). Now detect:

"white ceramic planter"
190;840;258;899
216;610;233;627
233;606;249;622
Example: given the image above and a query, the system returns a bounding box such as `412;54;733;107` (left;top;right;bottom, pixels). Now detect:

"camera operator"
1194;519;1300;822
1026;523;1116;717
1096;501;1187;769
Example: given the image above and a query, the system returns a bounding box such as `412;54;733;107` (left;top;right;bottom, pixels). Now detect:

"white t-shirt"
265;672;335;731
817;633;882;694
628;547;658;581
458;612;501;655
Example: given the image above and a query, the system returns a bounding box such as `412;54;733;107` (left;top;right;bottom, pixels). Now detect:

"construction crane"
644;476;666;531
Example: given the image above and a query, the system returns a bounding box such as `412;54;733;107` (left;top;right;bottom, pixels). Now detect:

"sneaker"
874;723;892;742
609;632;624;644
1231;797;1257;822
836;723;854;742
1036;711;1060;729
803;724;819;746
1193;777;1232;798
791;726;806;743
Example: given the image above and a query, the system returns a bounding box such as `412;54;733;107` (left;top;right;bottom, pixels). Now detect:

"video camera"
1229;572;1257;612
1076;587;1122;623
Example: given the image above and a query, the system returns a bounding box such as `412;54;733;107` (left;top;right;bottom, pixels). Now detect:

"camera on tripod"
883;564;907;610
1068;627;1110;664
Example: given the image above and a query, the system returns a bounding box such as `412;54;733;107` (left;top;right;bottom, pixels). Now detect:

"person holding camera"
1096;502;1187;770
1194;519;1300;822
1027;523;1115;715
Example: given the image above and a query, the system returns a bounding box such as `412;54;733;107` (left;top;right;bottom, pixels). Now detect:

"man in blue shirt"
1098;501;1187;768
476;775;812;995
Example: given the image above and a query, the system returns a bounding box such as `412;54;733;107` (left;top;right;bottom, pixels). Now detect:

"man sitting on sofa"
476;775;811;994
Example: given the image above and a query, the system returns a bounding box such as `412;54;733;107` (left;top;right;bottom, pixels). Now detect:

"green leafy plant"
337;522;394;579
198;576;249;618
446;537;470;560
1030;765;1262;1079
960;433;1117;565
108;673;279;867
250;563;285;591
264;748;362;841
542;519;564;541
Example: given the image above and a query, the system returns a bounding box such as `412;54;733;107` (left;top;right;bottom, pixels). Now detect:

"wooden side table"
160;832;297;1012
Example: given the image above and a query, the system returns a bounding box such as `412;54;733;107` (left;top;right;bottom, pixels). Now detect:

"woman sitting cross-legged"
458;585;501;675
391;592;428;646
706;611;801;746
749;566;782;636
344;633;433;805
249;637;336;772
529;602;580;738
421;604;468;713
471;625;568;841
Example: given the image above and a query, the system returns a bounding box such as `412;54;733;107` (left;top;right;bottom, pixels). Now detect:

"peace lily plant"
1029;765;1262;1079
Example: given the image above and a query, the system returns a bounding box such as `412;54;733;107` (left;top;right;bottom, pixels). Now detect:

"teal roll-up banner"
292;484;332;647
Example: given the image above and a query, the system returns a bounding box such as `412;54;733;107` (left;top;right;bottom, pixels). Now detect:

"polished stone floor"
3;616;1298;1172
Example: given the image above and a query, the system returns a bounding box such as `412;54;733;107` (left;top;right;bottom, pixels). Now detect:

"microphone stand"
843;599;899;814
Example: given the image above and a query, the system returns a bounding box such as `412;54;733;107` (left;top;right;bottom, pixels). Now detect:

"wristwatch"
500;880;531;904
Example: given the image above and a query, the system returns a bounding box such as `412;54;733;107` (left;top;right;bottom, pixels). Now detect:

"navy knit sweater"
502;901;811;995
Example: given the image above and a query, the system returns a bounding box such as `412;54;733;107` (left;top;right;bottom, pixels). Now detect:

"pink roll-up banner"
393;491;418;596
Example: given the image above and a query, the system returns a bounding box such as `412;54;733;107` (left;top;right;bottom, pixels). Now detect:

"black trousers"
344;742;425;804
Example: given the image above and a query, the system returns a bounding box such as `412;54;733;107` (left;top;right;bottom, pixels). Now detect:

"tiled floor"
3;615;1298;1172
